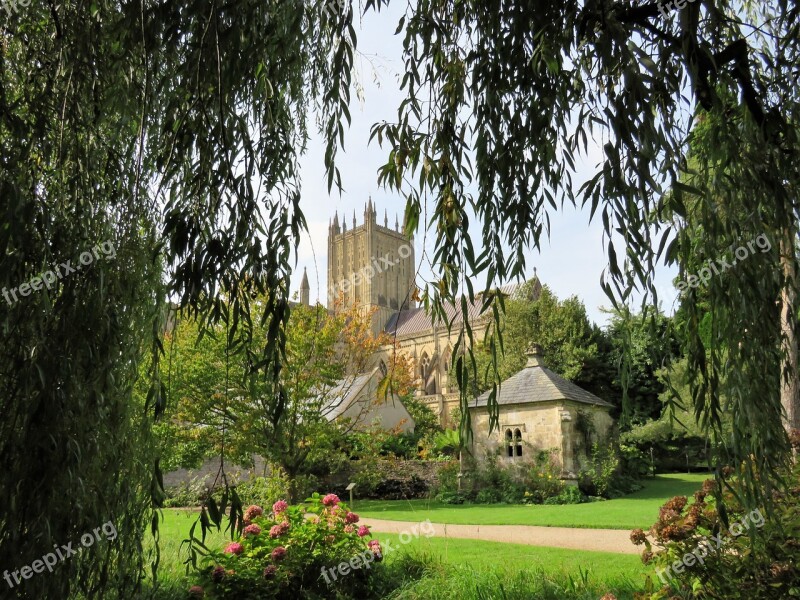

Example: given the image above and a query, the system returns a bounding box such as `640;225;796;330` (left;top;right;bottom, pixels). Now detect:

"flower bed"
189;493;383;599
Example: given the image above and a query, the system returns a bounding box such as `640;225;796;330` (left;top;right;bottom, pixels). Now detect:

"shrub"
543;485;587;505
163;477;208;508
515;450;564;503
578;443;619;497
433;461;462;498
633;464;800;599
437;491;467;504
234;472;291;508
474;488;503;504
191;493;384;599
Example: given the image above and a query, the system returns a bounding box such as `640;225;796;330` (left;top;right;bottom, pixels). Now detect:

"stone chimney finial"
525;343;544;367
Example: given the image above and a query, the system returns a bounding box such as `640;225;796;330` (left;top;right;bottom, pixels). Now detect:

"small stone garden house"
469;345;614;480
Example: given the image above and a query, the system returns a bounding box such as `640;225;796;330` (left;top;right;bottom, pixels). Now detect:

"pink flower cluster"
368;539;383;560
271;546;287;562
272;500;288;514
345;511;359;524
357;525;370;538
223;542;244;556
269;521;290;538
243;505;263;524
322;493;340;507
243;523;261;538
189;584;204;598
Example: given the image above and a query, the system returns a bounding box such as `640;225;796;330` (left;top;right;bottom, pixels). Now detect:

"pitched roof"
384;278;541;337
472;354;613;409
319;369;376;422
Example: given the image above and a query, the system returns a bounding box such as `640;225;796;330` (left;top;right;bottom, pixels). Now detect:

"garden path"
359;518;640;555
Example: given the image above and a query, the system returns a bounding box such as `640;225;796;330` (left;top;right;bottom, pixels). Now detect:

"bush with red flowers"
190;492;381;599
633;463;800;600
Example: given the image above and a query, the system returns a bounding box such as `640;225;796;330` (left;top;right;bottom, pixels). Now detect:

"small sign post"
346;482;356;508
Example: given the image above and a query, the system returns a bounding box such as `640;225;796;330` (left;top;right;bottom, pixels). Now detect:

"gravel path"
360;518;640;555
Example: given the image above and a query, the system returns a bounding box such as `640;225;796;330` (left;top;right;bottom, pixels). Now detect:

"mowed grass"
356;473;709;530
150;509;651;599
374;532;650;582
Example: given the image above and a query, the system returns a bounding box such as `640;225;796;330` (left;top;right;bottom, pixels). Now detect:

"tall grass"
379;552;642;600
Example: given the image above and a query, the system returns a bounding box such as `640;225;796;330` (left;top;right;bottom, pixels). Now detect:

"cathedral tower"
328;198;416;335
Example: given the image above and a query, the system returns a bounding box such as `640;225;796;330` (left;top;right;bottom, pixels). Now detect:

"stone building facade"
469;345;614;479
307;200;542;428
294;200;615;473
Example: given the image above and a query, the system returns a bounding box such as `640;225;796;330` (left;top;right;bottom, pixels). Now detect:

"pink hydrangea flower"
272;500;288;514
211;565;226;583
322;493;340;507
243;524;261;538
345;512;359;524
271;546;287;562
188;585;205;598
263;564;278;580
269;521;289;538
368;539;383;561
357;525;370;538
243;505;263;523
223;542;244;556
344;524;355;534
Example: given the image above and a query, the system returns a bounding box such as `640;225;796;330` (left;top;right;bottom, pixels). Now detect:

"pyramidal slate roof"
472;349;613;409
384;277;542;337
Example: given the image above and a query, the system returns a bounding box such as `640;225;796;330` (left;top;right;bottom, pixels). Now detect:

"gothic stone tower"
328;199;416;335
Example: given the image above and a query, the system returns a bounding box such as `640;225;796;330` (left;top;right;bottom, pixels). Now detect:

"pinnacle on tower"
384;208;388;228
300;267;310;306
352;210;356;229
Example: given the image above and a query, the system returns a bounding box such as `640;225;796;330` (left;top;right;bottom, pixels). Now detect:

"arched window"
514;429;523;457
419;352;436;395
378;360;388;377
419;353;430;380
505;429;514;457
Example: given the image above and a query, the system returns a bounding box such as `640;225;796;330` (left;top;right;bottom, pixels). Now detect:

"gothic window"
419;352;436;395
505;428;523;458
419;353;430;380
379;360;388;377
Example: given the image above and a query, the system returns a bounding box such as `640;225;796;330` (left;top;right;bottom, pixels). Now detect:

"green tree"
163;300;405;502
2;3;355;595
603;307;681;426
462;282;607;395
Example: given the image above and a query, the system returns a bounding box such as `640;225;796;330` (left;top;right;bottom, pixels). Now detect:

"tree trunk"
779;228;800;446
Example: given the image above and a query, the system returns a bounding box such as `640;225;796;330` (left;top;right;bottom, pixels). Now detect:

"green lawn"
355;473;709;530
374;532;650;582
151;509;652;599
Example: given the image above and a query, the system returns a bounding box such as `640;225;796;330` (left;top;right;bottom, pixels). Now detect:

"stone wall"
324;459;453;500
162;456;270;490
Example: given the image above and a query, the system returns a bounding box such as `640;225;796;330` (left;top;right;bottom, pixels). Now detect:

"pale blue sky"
293;4;680;326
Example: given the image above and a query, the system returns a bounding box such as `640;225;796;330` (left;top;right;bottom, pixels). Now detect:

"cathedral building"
300;199;614;478
318;199;542;428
